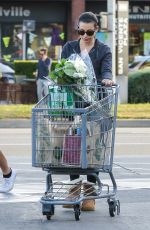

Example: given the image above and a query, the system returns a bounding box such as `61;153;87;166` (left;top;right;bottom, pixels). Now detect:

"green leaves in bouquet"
49;58;76;85
49;58;66;81
63;61;76;77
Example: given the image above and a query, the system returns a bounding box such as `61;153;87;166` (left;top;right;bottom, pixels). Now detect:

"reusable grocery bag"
62;134;81;165
48;86;74;115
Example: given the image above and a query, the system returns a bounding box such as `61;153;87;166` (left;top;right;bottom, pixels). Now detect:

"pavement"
0;126;150;229
0;128;150;229
0;118;150;128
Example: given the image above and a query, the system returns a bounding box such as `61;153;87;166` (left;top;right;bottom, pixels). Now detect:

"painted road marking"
0;177;150;203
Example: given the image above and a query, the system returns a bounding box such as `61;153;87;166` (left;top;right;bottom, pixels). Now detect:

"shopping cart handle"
99;82;118;87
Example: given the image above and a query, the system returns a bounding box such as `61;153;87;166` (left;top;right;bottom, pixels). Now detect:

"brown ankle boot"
81;182;96;211
82;182;97;196
63;181;81;208
81;199;95;211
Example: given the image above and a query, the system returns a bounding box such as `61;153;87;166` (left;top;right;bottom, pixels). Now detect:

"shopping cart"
32;84;120;221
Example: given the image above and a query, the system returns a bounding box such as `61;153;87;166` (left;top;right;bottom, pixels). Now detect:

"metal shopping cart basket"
32;84;120;221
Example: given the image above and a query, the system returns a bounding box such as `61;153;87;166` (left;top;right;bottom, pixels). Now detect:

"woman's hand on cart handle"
101;79;114;87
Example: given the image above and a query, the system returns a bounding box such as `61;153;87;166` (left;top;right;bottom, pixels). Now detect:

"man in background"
36;47;51;101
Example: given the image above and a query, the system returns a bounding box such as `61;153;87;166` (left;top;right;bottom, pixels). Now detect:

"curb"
0;119;150;128
0;119;32;128
116;119;150;127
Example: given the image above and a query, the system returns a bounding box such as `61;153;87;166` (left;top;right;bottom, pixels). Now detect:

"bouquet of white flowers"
49;51;98;103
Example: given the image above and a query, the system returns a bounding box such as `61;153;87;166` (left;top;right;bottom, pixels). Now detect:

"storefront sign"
130;6;150;13
116;1;129;76
0;3;66;22
0;6;31;17
129;5;150;21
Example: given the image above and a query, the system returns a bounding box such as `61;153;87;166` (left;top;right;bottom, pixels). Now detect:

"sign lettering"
129;6;150;14
129;5;150;20
0;6;31;17
116;1;129;76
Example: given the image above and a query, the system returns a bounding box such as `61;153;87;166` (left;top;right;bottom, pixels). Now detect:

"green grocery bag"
48;86;74;115
63;87;75;109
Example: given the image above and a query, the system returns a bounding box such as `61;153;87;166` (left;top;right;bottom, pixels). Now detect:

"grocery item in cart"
62;126;81;165
49;85;74;115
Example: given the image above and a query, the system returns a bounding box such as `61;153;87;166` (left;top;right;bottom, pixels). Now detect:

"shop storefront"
129;0;150;62
0;0;108;61
0;1;69;61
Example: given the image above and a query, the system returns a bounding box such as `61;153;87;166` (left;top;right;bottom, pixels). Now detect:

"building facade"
0;0;70;60
0;0;150;62
129;0;150;62
0;0;107;61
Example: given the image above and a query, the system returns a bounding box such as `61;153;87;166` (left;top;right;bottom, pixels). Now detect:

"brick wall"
71;0;85;40
0;83;37;104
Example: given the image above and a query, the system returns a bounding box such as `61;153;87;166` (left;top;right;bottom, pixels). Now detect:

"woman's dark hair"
78;12;98;25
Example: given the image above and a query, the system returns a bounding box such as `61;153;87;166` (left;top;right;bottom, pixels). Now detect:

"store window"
28;23;65;60
129;23;150;63
1;23;21;61
1;22;65;61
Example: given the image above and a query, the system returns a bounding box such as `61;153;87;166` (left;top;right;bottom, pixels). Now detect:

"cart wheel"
109;201;116;217
42;204;55;220
46;214;52;220
74;204;81;221
108;200;120;217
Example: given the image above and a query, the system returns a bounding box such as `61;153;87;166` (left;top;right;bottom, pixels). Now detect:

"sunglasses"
78;29;95;36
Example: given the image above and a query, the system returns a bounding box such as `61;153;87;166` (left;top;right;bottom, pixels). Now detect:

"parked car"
129;56;150;73
0;62;15;83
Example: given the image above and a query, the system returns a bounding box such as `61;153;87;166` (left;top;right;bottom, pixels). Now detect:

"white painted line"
0;144;31;146
0;142;150;146
116;143;150;145
0;178;150;203
115;162;150;165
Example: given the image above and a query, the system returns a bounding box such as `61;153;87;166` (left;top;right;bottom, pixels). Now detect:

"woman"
0;150;16;193
61;11;113;211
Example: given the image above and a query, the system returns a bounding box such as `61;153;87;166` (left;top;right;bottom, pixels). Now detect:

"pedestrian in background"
61;11;113;211
36;47;52;101
0;150;16;193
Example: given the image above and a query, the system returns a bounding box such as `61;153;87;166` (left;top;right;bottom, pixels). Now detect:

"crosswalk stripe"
0;158;150;203
0;177;150;203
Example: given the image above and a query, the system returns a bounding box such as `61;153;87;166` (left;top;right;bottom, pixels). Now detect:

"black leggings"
70;173;98;184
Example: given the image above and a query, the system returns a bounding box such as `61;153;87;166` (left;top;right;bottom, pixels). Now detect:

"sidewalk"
0;119;150;128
